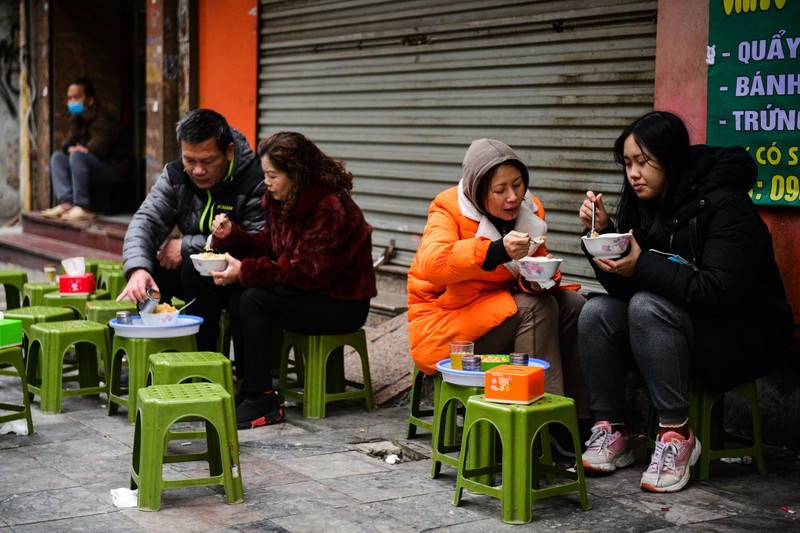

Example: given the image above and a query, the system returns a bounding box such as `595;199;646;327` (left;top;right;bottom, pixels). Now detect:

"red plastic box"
59;273;96;295
484;364;544;404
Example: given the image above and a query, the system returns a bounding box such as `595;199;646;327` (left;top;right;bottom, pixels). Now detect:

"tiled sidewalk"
1;376;799;532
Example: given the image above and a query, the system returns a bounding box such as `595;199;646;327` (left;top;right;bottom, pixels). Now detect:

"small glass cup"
449;340;474;370
461;354;481;372
44;264;57;285
510;352;529;366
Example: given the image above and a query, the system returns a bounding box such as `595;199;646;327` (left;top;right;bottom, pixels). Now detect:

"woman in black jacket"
576;111;792;493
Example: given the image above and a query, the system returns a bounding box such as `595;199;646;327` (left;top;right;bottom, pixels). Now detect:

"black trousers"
151;259;235;352
229;284;370;394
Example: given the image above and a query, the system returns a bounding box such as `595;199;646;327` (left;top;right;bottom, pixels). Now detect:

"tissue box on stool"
485;364;544;404
59;273;96;295
0;318;23;348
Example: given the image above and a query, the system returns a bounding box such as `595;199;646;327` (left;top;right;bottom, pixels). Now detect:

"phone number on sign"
750;174;800;204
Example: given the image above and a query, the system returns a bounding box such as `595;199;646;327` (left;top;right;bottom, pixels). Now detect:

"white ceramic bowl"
518;257;562;282
139;311;179;326
581;233;632;259
189;253;227;276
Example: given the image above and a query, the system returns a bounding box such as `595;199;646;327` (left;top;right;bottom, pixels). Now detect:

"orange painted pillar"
197;0;258;149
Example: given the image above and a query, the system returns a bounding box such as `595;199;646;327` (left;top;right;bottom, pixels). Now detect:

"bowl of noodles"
581;232;632;259
189;252;228;276
139;303;179;326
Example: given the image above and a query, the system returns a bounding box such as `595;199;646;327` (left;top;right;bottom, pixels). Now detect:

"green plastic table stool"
130;382;244;511
454;394;591;525
646;377;765;480
109;334;198;423
0;270;28;309
279;328;374;419
84;258;122;276
25;320;111;414
43;289;111;319
2;306;75;376
96;264;126;300
85;300;137;326
22;282;59;307
431;376;491;481
406;365;439;439
147;351;235;444
0;346;35;435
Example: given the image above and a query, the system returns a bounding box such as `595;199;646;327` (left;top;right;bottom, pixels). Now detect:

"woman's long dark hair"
257;132;353;221
613;111;691;232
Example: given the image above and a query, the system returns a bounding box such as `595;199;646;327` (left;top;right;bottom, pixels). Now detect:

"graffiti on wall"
0;22;20;118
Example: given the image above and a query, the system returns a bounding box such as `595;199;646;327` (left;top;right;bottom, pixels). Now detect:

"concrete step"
0;228;121;270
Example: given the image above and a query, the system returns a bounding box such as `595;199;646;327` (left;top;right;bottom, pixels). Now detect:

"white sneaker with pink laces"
640;429;702;493
581;421;635;473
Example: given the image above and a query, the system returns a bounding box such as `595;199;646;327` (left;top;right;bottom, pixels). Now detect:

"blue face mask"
67;102;84;115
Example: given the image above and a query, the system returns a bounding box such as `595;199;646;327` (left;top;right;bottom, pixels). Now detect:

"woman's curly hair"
257;132;353;221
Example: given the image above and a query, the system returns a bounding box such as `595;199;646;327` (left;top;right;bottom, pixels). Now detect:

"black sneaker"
236;390;284;430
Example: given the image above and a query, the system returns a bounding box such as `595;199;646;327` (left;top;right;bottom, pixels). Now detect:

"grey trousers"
474;289;590;418
51;150;124;208
577;291;695;425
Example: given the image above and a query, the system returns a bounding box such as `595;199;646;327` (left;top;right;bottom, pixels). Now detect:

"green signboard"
707;0;799;207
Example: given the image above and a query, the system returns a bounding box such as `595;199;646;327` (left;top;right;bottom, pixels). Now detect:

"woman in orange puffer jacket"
407;138;590;424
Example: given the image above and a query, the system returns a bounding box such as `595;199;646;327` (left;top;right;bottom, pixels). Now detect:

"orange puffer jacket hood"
407;139;553;374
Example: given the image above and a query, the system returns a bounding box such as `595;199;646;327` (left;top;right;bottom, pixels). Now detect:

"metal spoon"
176;297;196;314
590;200;596;237
204;215;228;251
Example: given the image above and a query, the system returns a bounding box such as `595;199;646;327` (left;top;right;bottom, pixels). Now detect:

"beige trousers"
474;289;591;419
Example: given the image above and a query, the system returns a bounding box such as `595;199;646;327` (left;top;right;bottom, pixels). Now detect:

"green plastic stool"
2;306;75;375
0;346;35;435
0;270;28;310
147;351;234;396
109;334;198;423
96;264;126;300
25;320;111;414
85;258;122;276
431;376;492;480
147;351;235;444
85;300;137;326
646;377;766;480
43;289;111;319
406;365;439;439
454;394;591;524
279;328;374;419
22;282;59;307
130;382;244;511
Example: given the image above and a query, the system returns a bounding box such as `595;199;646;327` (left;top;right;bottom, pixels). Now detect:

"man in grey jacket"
118;108;265;351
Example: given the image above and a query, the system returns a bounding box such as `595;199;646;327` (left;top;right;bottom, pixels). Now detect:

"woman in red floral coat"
211;131;377;429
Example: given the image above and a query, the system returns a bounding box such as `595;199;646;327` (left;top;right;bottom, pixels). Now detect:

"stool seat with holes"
279;329;374;419
108;334;198;423
25;320;111;414
0;346;35;435
454;394;591;524
130;382;243;511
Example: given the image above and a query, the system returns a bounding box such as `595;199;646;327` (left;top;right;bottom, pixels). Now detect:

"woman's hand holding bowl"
594;232;641;277
212;254;241;286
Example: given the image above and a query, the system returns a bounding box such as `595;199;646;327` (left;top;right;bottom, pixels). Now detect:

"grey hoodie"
456;138;547;277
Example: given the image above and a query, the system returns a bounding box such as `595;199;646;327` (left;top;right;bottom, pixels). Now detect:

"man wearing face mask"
41;77;131;221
